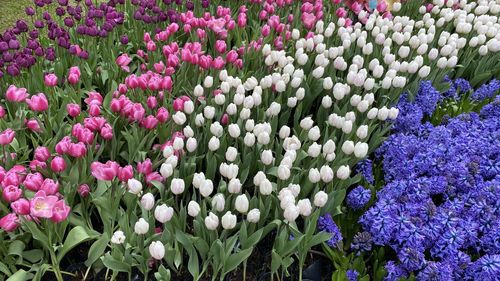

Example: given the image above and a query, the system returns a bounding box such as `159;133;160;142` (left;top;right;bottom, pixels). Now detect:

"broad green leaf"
85;234;109;267
57;226;96;262
223;247;254;274
102;253;131;273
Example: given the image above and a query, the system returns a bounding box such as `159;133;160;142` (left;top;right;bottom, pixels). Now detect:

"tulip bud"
235;194;249;214
221;211;237;230
283;205;300;222
128;179;143;195
170;178;185;195
200;179;214;197
149;241;165;260
154;204;174;223
111;230;126;244
308;168;321;183
212;194;225;212
320;165;334;183
259;179;273;195
354;142;369;158
356;125;368;139
140;193;155;210
313;191;328;207
337;165;350;180
247;209;261;223
208;136;220;151
342;141;355;155
205;212;219;230
297;199;312;217
134;218;149;234
186;138;197;152
187;201;201;217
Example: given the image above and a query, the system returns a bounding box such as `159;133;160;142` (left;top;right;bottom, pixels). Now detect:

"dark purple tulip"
56;7;65;16
43;12;51;21
120;35;128;45
67;6;75;15
201;0;209;8
79;50;89;59
69;45;78;54
131;0;139;5
98;30;107;37
175;0;182;5
29;30;39;39
186;1;194;10
76;26;86;34
46;48;55;61
0;70;3;78
0;42;8;52
3;52;13;62
34;20;44;29
43;0;52;4
35;0;45;7
35;47;44;56
163;0;172;4
64;17;74;27
25;7;35;16
3;33;12;42
152;6;161;13
58;0;68;5
8;40;20;50
7;64;20;76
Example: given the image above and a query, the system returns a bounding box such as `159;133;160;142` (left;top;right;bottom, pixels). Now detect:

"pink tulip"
0;213;18;232
50;200;70;223
44;74;58;87
25;119;42;132
34;147;50;162
2;185;22;203
173;98;185;112
11;198;30;215
91;161;120;181
6;85;28;102
377;0;388;12
215;40;227;53
29;160;47;171
67;66;81;85
66;103;81;117
146;41;156;52
156;107;170;123
0;106;5;118
68;142;87;158
30;194;59;218
78;184;90;197
220;113;229;125
100;124;113;140
26;93;48;112
40;179;59;195
55;136;72;154
118;165;133;182
24;172;44;191
0;129;15;145
146;172;163;185
137;159;152;175
88;104;101;116
336;7;347;18
141;115;159;129
116;54;132;72
50;156;66;173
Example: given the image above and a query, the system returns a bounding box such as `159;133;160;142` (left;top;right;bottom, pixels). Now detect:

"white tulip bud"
300;117;314;130
284;205;300;222
235;194;249;213
367;108;378;119
195;113;205;127
171;178;185;195
297;199;312;217
154;204;174;223
149;241;165;260
388;108;399;120
342;140;355;155
221;211;237;230
308;142;322;158
186;138;197;153
172;111;186;125
208;136;220;151
320;165;334;183
309;168;321;183
127;178;143;195
336;165;350;180
354;142;369;158
261;150;274;165
212;194;225;212
342;120;353;134
244;133;256;147
225;147;238;162
134;218;149;234
308;126;321;141
184;100;194;114
278;165;291;180
205;212;219;230
203;106;215;119
279;126;291;139
377;106;389;121
111;231;126;244
188;201;200;217
259;179;273;195
203;76;213;88
214;93;226;105
314;191;328;207
356;125;368;139
247;209;261;223
141;193;155;210
200;179;214;197
228;178;242;194
227;124;241;138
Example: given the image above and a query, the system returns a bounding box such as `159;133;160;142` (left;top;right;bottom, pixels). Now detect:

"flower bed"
0;0;498;280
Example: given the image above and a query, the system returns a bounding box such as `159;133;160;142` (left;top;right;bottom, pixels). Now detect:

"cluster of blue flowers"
358;80;500;280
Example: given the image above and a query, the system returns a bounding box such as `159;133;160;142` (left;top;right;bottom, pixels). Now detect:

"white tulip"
149;241;165;260
134;218;149;234
247;209;261;223
235;194;249;213
221;211;237;229
171;178;185;195
127;178;143;195
354;142;369;158
309;168;321;183
111;231;126;244
160;163;173;179
342;141;355;155
203;76;213;88
314;191;328;207
212;194;225;212
336;165;351;180
278;165;291;180
186;138;197;152
205;212;219;230
320;165;334;183
261;150;274;165
356;125;369;139
283;205;300;222
297;199;312;217
154;204;174;223
228;178;242;194
259;179;273;195
208;136;220;151
140;193;155;210
188;201;201;217
200;179;214;197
